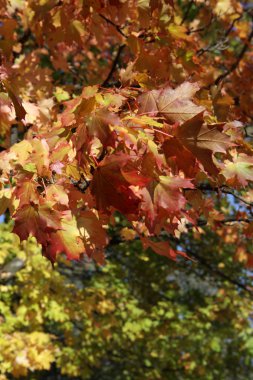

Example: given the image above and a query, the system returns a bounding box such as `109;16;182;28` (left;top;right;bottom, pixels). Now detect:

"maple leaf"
124;115;164;128
163;138;198;177
154;175;194;213
13;180;40;208
46;184;69;206
2;79;26;121
0;150;17;176
141;237;188;261
29;139;50;177
167;24;191;42
59;94;95;128
138;82;204;124
0;188;13;215
77;210;107;261
50;141;74;164
86;108;120;145
23;99;54;127
166;0;174;8
132;186;156;231
0;92;15;141
73;124;88;151
11;139;51;177
175;113;233;174
130;174;193;233
137;89;160;116
221;152;253;187
13;202;62;245
10;140;33;166
121;160;152;186
176;114;231;153
43;211;85;262
90;153;139;214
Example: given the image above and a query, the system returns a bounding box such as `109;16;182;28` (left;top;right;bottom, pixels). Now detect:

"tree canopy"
0;0;253;264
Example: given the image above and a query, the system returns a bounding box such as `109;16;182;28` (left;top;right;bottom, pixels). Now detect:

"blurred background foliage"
0;220;253;380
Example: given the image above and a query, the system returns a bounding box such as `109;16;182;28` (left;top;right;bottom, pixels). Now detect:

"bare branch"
166;235;253;295
197;37;229;57
184;247;253;295
180;0;194;25
99;14;127;38
220;187;253;207
110;234;253;296
225;6;253;37
185;184;253;209
196;184;253;208
214;24;253;86
188;14;213;35
225;15;243;37
101;44;126;87
187;217;253;229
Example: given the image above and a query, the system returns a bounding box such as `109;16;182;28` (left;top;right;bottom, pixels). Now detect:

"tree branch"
197;37;229;57
180;0;194;25
99;14;127;38
188;19;212;34
225;7;253;37
101;44;126;87
214;24;253;86
195;184;253;208
167;235;253;295
187;217;253;229
224;15;243;37
17;28;32;45
185;247;253;295
110;234;253;296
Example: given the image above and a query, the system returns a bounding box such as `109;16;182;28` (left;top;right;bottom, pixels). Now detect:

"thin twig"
99;14;127;38
167;235;253;295
186;248;253;295
197;37;229;57
197;9;253;60
180;0;194;25
17;28;32;45
187;217;253;229
101;44;126;87
225;15;243;37
225;7;253;37
193;184;253;208
220;187;253;207
188;15;213;35
188;25;209;34
214;25;253;86
110;233;253;295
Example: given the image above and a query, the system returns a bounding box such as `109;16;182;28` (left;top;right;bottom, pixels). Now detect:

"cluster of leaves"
0;222;253;380
0;0;253;265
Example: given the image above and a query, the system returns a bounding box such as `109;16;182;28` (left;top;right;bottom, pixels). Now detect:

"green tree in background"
0;219;253;380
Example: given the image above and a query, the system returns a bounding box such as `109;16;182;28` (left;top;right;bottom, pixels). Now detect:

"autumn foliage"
0;0;253;265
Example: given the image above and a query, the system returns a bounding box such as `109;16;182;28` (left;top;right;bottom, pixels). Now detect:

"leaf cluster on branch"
0;0;253;266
